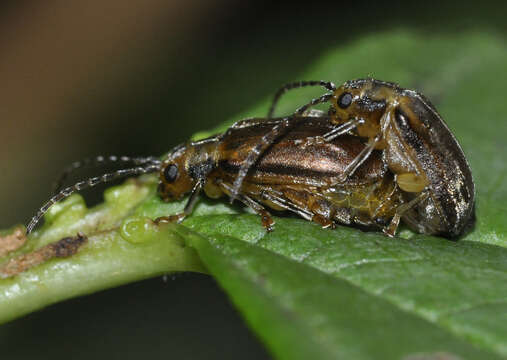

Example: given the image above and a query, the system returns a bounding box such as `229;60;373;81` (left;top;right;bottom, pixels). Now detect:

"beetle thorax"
185;141;219;181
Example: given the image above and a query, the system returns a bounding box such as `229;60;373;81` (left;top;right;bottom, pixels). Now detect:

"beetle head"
331;84;363;121
330;79;390;138
158;144;194;201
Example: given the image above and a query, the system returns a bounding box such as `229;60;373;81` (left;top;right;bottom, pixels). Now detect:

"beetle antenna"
230;92;334;203
53;155;161;194
267;80;336;118
26;163;161;234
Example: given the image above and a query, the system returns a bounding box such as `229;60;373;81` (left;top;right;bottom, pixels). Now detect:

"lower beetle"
156;116;397;232
26;116;412;236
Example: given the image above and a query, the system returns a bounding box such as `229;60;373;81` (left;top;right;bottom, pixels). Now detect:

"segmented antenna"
230;92;334;203
53;155;161;194
26;162;161;234
267;80;336;118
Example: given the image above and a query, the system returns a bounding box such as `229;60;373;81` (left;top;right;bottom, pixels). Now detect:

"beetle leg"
216;181;275;231
311;214;336;229
260;189;335;229
337;133;382;182
238;193;276;232
383;191;429;237
259;190;313;221
323;118;364;142
301;118;363;148
154;180;203;225
217;181;321;227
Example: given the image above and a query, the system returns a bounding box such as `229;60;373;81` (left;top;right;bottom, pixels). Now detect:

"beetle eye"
337;92;353;109
163;164;178;183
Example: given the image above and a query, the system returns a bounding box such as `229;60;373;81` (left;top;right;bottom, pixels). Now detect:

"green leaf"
2;30;507;359
175;224;502;360
0;178;206;324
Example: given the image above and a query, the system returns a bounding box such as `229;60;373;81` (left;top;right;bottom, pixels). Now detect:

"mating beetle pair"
27;79;475;238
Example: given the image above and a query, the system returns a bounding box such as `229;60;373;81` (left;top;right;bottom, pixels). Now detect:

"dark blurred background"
0;1;506;359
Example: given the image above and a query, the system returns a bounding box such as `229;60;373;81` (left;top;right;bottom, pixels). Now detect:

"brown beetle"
231;79;475;237
27;116;416;236
156;116;404;233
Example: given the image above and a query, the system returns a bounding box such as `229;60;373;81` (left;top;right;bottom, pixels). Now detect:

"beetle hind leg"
237;193;276;232
310;214;336;229
383;191;429;237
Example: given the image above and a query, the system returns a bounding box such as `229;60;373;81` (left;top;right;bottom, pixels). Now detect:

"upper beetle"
232;78;475;238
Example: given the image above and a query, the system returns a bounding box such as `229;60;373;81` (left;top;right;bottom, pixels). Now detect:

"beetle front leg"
154;181;203;225
329;104;394;179
337;133;382;182
301;118;363;148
